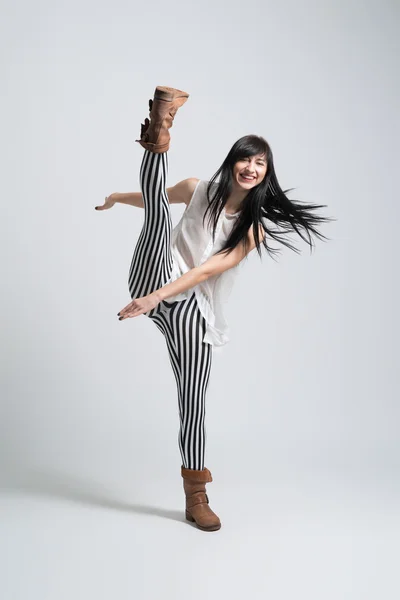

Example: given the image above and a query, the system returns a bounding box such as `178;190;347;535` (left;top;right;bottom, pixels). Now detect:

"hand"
95;194;116;211
118;292;162;320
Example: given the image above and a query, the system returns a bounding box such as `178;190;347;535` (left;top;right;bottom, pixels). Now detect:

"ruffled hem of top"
194;289;230;347
203;323;230;347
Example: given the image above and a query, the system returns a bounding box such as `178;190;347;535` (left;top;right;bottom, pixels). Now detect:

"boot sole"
154;86;189;103
185;511;221;531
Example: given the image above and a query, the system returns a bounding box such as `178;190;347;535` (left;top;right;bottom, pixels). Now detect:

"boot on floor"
136;86;189;153
181;466;221;532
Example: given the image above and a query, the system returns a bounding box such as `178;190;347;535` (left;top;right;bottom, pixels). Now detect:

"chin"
237;178;257;189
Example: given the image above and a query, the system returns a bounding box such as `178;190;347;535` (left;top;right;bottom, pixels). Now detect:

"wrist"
152;290;164;303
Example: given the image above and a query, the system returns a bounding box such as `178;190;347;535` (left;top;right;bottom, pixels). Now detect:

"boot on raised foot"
136;86;189;153
181;466;221;532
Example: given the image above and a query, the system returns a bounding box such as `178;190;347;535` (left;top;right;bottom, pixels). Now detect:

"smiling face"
232;153;268;191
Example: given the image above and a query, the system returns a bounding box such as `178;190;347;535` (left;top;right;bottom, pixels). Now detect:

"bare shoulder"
167;178;200;205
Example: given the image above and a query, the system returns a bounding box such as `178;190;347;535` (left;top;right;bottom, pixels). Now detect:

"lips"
240;174;256;181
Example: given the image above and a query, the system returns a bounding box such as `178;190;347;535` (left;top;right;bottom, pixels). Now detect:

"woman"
95;86;331;532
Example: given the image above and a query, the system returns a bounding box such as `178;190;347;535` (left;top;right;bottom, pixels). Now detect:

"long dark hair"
203;135;334;260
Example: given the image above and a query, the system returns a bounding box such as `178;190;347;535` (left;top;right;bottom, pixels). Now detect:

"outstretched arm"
95;178;199;210
118;224;264;320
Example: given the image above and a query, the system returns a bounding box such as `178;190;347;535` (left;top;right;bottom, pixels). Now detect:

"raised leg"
128;149;173;300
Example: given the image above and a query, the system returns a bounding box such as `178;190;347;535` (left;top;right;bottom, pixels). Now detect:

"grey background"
1;0;399;598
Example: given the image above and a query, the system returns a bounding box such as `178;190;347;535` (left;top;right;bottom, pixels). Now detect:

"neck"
225;184;249;213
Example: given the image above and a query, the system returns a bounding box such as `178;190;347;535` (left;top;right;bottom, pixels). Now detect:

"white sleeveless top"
166;180;241;348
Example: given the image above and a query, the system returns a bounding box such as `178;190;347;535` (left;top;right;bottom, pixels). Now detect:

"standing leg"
128;150;173;301
175;298;212;472
149;295;221;532
152;294;213;470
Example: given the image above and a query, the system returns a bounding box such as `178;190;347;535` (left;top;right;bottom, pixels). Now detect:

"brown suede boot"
181;466;221;532
136;86;189;153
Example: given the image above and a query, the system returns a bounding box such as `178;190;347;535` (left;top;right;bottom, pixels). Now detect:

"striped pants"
128;150;213;471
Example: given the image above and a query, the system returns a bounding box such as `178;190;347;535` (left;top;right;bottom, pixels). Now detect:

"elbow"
199;264;229;280
197;264;218;281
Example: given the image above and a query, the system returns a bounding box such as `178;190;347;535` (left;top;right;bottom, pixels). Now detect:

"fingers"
118;301;134;319
95;196;109;210
118;300;143;320
118;293;157;321
119;310;143;320
118;308;144;320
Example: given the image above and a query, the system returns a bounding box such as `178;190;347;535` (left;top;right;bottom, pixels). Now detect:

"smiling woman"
202;134;333;263
235;154;267;185
96;85;334;534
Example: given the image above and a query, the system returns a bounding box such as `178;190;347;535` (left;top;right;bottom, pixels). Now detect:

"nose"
245;159;258;173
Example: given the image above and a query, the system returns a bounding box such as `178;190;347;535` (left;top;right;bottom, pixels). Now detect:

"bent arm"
110;178;199;209
153;224;264;302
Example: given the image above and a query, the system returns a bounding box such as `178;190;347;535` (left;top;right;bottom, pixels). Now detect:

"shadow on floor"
0;468;184;523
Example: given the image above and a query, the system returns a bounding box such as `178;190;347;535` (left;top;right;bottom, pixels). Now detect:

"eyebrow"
243;156;266;162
